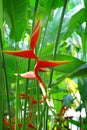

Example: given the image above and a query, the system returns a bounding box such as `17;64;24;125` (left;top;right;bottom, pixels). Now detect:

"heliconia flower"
18;122;22;128
32;99;37;104
20;93;37;104
3;18;70;108
12;124;15;130
30;17;41;50
20;93;26;99
28;123;37;130
3;118;10;126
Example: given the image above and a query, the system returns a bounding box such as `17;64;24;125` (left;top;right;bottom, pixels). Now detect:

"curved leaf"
62;8;86;40
71;63;87;77
3;0;28;41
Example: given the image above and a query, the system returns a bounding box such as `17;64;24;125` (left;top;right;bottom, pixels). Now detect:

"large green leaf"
62;8;86;40
37;0;66;19
71;63;87;77
78;78;87;103
39;54;85;73
0;0;3;30
50;0;65;9
4;0;28;41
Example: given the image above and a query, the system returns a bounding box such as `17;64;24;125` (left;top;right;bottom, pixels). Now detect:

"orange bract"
3;118;10;126
3;50;38;60
30;18;41;50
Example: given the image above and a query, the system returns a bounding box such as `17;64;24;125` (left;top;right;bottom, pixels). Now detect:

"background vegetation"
0;0;87;129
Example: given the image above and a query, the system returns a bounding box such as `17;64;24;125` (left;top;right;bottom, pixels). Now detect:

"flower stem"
0;69;3;130
39;0;54;55
23;0;39;129
48;0;68;86
0;30;12;130
46;0;68;129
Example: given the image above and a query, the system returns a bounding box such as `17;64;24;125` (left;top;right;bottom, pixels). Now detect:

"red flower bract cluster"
4;18;70;106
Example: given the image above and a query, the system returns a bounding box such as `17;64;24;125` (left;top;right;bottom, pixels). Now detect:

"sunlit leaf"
3;0;28;41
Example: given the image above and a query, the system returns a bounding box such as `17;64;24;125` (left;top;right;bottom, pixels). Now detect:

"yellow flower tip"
65;78;78;92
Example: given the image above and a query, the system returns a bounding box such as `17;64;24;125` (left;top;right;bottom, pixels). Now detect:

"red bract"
18;122;22;128
32;99;37;104
30;18;41;50
28;123;37;130
3;50;38;60
20;93;26;99
36;60;69;69
3;118;10;126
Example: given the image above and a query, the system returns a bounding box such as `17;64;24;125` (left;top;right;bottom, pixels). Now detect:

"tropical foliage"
0;0;87;130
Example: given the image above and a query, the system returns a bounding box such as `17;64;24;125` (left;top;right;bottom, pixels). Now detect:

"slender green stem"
0;31;12;130
46;0;68;129
36;81;40;128
32;0;39;31
0;0;3;129
39;0;54;55
0;69;3;130
48;0;68;87
15;58;20;130
23;0;39;129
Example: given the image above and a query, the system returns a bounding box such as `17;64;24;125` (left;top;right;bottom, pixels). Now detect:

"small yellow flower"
65;78;81;109
65;78;78;93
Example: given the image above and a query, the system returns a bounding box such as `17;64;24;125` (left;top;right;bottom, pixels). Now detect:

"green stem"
0;69;3;130
46;0;68;129
48;0;68;86
0;31;12;130
36;81;40;128
0;0;3;129
16;58;20;130
23;0;39;129
39;0;54;55
32;0;39;31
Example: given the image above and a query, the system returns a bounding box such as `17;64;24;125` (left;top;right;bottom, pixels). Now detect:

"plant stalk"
46;0;68;129
0;69;3;130
23;0;39;129
48;0;68;86
0;30;12;130
39;0;54;55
